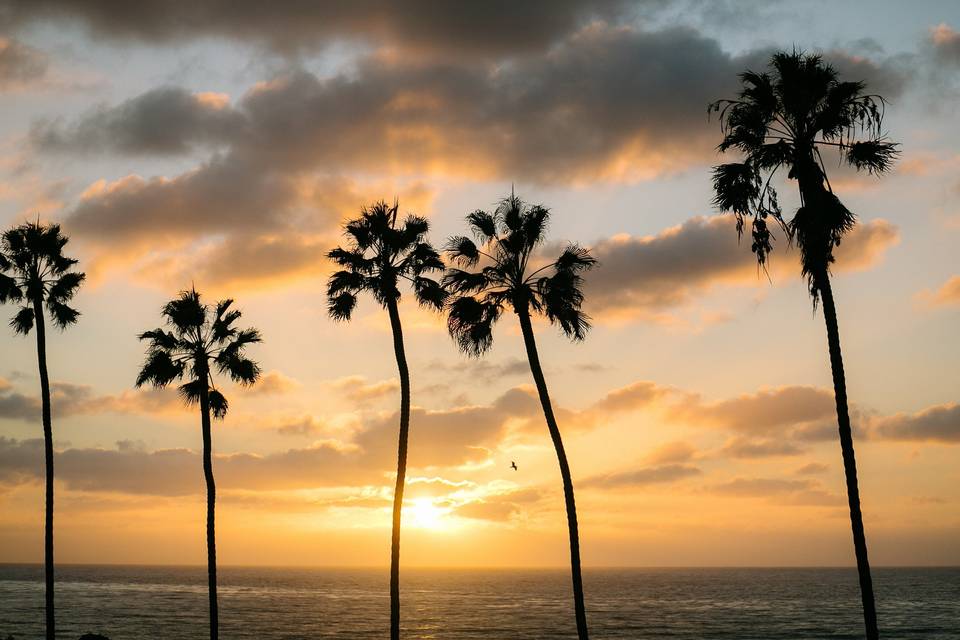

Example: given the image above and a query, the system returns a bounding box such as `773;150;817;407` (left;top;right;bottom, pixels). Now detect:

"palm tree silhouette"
0;221;85;640
326;200;446;640
710;51;898;640
135;289;261;640
443;192;596;640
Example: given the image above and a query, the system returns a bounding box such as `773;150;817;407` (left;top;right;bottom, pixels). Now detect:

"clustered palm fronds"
135;289;261;418
443;193;597;356
710;51;899;300
326;200;447;320
0;222;85;333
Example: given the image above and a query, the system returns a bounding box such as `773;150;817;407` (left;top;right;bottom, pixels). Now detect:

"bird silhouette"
510;461;518;471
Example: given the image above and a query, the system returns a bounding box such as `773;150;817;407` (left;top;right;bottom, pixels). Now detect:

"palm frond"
10;306;34;335
162;290;205;334
328;292;357;321
466;210;496;241
413;276;447;310
446;296;501;357
209;389;229;419
554;244;597;273
844;140;899;175
135;350;185;388
178;379;205;406
47;272;86;303
47;300;80;329
0;273;23;303
442;268;491;295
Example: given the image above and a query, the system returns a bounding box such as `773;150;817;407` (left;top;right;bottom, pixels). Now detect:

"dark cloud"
587;216;900;315
794;462;829;475
0;379;187;422
31;87;242;154
872;403;960;444
0;36;47;89
673;385;836;434
581;463;701;488
719;437;805;459
0;0;642;57
590;380;672;414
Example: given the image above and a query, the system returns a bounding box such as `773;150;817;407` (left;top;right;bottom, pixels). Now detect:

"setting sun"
405;498;451;531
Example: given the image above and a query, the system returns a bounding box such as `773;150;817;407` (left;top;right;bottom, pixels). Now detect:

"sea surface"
0;565;957;639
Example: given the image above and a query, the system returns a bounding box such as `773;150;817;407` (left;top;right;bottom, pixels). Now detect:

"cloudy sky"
0;0;958;567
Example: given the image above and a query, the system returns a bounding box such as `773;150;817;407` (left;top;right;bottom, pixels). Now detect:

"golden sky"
0;1;958;567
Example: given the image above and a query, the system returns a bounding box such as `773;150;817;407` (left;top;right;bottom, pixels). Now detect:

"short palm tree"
0;221;84;640
443;192;596;640
710;51;898;640
326;200;446;640
135;289;261;640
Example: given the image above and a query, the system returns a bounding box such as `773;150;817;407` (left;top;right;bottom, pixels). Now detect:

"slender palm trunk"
32;297;54;640
816;270;879;640
516;306;589;640
386;298;410;640
199;385;219;640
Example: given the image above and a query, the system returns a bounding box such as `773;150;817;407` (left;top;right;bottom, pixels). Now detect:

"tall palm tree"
326;200;446;640
443;192;596;640
0;221;84;640
710;51;898;640
135;289;261;640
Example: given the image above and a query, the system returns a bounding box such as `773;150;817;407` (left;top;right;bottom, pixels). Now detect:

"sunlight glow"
405;498;451;531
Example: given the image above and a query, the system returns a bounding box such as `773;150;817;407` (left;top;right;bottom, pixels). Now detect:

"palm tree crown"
710;51;898;300
443;193;596;355
135;289;261;416
0;221;85;333
326;200;447;320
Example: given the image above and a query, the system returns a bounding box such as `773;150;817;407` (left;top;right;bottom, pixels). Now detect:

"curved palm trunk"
386;298;410;640
816;270;879;640
516;306;589;640
32;298;55;640
199;385;219;640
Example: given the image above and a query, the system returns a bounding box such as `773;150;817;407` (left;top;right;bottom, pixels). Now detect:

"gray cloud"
673;385;836;434
32;87;243;154
719;437;805;459
587;216;900;315
872;403;960;444
581;463;701;488
0;36;47;89
0;0;641;57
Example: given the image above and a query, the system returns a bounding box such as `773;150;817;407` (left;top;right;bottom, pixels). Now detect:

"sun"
405;498;449;531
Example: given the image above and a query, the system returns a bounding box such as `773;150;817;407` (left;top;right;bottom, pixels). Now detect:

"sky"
0;0;958;568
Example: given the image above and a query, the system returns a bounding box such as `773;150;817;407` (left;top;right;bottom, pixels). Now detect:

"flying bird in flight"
510;461;518;471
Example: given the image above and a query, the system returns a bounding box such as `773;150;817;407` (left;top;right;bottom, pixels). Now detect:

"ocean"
0;565;957;639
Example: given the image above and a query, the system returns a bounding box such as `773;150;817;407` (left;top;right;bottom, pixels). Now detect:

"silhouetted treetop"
0;221;85;333
710;51;899;301
326;200;446;321
444;192;596;357
135;289;261;419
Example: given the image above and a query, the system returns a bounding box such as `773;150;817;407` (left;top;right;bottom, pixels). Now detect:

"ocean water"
0;565;957;639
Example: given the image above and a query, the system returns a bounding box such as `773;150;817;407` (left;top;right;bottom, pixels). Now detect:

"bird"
510;461;518;471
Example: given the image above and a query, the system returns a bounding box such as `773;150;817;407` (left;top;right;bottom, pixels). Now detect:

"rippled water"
1;565;957;639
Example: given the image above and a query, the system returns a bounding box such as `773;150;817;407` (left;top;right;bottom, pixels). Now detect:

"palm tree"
0;221;85;640
443;192;596;640
326;200;446;640
135;289;261;640
710;51;898;640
